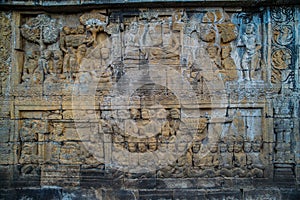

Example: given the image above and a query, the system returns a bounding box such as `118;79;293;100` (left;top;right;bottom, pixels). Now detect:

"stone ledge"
0;0;297;11
0;187;299;199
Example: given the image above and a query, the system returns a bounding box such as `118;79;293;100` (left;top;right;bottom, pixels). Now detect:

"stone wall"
0;1;300;199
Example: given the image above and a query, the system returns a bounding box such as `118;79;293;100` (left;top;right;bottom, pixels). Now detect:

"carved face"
101;48;110;60
142;109;150;120
245;23;255;34
234;142;243;153
77;25;85;34
128;142;136;152
227;144;234;153
42;50;52;60
210;144;218;153
220;143;227;152
177;143;187;153
23;120;32;128
243;142;252;153
170;108;180;119
138;142;147;153
162;123;170;138
63;26;71;35
159;143;168;152
252;136;262;152
21;143;36;158
207;45;218;58
70;27;77;34
252;141;262;152
200;26;216;42
130;22;138;34
148;142;157;151
192;143;201;153
53;50;63;60
130;108;140;119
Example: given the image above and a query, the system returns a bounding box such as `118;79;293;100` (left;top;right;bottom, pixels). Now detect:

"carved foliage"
271;7;295;84
20;14;59;50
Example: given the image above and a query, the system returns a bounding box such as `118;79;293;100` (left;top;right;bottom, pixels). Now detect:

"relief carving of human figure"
245;136;265;177
239;23;261;81
22;51;40;84
39;50;53;78
219;45;238;81
124;21;140;60
60;26;75;79
142;22;163;60
232;136;247;177
53;50;63;75
60;25;91;81
20;121;38;142
150;23;179;60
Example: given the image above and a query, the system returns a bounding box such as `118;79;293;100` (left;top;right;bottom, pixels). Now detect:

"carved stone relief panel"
7;7;296;187
0;1;300;198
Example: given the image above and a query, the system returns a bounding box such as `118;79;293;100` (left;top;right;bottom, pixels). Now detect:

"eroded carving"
238;22;261;81
9;8;285;184
79;12;108;47
0;12;11;90
185;10;238;83
271;48;292;83
20;14;59;51
271;7;295;85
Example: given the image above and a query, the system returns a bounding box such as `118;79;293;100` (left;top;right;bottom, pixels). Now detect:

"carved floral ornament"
273;24;293;46
271;48;292;70
271;7;295;84
271;7;294;22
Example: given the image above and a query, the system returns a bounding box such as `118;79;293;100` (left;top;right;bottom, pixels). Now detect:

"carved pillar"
270;7;297;182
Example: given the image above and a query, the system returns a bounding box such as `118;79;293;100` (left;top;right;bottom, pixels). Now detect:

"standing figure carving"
60;25;91;81
22;51;40;84
124;21;141;61
239;23;261;81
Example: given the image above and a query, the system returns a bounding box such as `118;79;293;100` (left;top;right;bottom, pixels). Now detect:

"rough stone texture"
0;1;300;199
